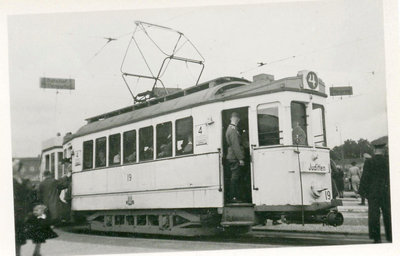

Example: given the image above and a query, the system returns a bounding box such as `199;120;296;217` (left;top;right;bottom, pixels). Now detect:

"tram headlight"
310;185;327;199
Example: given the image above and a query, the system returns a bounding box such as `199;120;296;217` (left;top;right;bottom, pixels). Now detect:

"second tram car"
63;70;343;236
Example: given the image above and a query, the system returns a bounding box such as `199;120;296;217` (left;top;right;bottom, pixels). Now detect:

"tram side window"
123;130;136;164
156;122;172;159
45;154;50;171
109;134;121;166
139;126;154;161
257;105;280;146
50;153;55;174
312;104;327;147
95;137;107;168
83;140;93;170
291;102;308;145
176;117;193;155
57;152;63;177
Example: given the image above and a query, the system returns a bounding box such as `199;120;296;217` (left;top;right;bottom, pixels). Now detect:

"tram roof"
66;74;326;142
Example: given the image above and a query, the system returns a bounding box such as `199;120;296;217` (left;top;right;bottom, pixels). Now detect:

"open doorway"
221;107;252;204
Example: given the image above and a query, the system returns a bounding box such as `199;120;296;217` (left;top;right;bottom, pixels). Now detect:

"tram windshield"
257;104;280;146
291;102;308;145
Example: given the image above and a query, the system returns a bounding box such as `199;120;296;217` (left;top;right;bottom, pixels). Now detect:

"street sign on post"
40;77;75;90
329;86;353;96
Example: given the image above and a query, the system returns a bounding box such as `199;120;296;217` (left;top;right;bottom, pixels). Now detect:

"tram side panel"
252;147;332;207
71;151;223;211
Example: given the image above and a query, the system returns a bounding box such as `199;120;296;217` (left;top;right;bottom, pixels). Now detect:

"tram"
62;70;343;236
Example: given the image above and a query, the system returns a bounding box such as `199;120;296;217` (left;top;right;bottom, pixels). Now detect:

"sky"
7;0;388;157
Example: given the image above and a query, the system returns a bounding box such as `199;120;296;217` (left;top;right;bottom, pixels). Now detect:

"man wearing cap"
359;139;391;243
225;112;245;203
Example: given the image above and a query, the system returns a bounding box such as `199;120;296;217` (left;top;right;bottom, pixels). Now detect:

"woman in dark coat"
335;167;345;198
13;160;34;256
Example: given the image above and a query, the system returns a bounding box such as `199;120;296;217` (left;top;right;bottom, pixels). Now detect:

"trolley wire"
239;34;380;75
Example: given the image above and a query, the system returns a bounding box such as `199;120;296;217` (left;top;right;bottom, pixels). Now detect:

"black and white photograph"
1;0;399;256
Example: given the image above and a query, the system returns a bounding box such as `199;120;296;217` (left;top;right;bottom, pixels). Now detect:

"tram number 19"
324;190;332;200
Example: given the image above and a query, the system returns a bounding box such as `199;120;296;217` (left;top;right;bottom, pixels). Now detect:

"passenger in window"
292;122;306;145
182;134;193;154
143;146;153;160
158;134;172;158
158;144;171;158
126;151;136;162
98;150;106;166
113;152;121;164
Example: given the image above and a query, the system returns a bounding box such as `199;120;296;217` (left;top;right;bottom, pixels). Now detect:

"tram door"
221;107;252;204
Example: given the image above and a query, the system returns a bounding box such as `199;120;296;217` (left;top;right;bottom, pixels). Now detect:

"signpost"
40;77;75;90
329;86;353;96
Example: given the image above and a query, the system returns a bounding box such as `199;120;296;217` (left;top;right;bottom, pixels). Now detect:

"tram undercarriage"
78;199;342;236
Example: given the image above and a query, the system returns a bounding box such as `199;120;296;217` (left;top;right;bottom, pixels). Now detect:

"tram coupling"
281;210;344;227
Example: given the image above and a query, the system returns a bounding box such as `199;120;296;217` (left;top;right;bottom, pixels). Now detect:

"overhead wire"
239;34;380;75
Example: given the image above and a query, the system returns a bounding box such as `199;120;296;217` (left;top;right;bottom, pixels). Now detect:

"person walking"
348;161;362;198
38;170;71;225
25;204;58;256
359;140;391;243
12;159;35;256
225;112;245;203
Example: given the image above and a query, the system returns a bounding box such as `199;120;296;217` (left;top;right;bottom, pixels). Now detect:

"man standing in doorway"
225;112;245;203
359;139;391;243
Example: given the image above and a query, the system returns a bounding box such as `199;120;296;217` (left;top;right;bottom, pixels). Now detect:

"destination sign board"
40;77;75;90
329;86;353;96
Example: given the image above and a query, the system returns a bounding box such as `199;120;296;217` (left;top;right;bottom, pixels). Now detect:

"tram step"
221;204;255;226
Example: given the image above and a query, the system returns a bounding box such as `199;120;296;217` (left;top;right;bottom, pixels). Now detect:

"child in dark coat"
25;204;58;256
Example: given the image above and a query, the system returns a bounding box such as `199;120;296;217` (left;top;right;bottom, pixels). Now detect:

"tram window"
115;215;125;225
45;154;50;171
176;117;193;155
126;215;135;225
156;122;172;159
83;140;93;170
139;126;154;161
105;215;112;227
312;104;327;147
123;130;136;164
50;153;55;174
137;215;146;226
109;134;121;166
291;102;308;145
148;215;159;226
95;137;107;168
57;152;63;177
257;105;280;146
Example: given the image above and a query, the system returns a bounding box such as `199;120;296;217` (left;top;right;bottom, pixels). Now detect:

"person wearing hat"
225;112;245;203
359;139;391;243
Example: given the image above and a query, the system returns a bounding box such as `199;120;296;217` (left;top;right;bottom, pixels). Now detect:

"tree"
357;138;373;157
343;139;359;158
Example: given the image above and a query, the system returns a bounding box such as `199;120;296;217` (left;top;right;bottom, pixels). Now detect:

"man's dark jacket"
359;154;390;200
38;176;70;221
